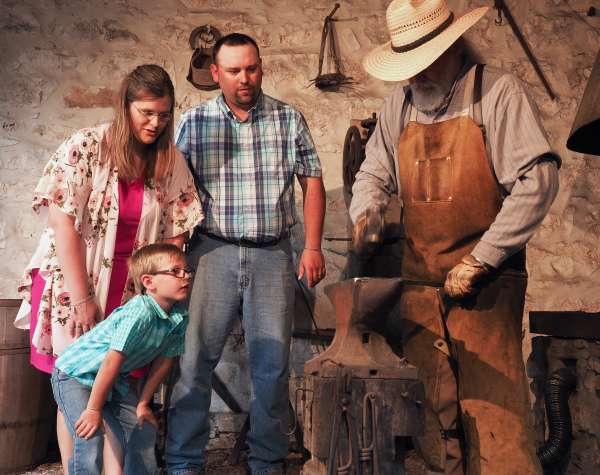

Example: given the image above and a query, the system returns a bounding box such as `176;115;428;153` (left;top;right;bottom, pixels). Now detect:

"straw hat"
363;0;489;81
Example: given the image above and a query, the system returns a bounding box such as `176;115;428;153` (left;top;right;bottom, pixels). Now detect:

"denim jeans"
51;368;157;474
166;235;295;475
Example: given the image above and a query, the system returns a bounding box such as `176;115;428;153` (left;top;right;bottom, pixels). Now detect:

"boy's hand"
75;408;103;439
136;401;158;429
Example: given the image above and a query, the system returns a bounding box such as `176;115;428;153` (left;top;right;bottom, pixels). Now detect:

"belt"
441;428;464;440
203;232;287;248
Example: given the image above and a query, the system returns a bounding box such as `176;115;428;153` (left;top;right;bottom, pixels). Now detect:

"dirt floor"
17;448;427;474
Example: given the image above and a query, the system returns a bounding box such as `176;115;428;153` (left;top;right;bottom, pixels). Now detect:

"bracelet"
304;248;322;252
71;294;94;308
86;407;101;413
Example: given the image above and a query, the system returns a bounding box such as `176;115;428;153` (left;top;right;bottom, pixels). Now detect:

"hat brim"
363;6;489;82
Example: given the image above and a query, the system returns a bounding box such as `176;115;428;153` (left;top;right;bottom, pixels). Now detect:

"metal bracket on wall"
493;0;557;100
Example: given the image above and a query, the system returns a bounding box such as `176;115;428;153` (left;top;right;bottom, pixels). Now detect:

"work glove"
352;206;385;257
444;254;492;299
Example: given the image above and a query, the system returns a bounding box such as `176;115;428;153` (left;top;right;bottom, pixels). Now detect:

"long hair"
106;64;176;185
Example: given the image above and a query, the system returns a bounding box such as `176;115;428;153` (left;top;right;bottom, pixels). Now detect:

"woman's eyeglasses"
150;267;194;278
132;104;172;123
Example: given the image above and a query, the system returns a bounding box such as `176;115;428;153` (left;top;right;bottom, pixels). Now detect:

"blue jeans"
51;368;157;474
166;235;295;475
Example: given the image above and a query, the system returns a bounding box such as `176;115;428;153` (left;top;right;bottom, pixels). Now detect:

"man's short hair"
212;32;260;64
128;243;185;293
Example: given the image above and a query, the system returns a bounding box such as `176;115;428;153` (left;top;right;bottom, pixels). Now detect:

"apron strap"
473;64;485;128
461;65;478;115
461;64;502;194
469;64;488;147
472;64;503;195
409;100;418;122
401;87;412;127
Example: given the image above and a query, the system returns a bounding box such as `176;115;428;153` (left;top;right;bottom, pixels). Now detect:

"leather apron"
393;66;541;475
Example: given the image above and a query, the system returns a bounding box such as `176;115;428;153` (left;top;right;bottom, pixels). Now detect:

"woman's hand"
75;408;103;439
69;298;101;338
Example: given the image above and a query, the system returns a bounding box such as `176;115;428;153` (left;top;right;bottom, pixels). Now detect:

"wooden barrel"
0;299;54;474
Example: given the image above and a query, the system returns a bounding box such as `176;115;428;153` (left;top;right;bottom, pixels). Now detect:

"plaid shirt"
176;92;322;242
55;295;187;399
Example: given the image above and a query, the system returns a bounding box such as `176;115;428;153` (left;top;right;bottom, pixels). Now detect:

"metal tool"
311;3;354;91
493;0;557;100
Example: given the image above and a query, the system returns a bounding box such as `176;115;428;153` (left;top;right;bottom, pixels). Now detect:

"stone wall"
1;0;600;455
0;0;394;305
2;0;600;313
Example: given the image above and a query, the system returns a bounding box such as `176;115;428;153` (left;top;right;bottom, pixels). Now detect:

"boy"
51;243;192;474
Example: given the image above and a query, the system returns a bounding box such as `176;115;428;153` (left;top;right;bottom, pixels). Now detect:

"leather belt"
203;232;286;248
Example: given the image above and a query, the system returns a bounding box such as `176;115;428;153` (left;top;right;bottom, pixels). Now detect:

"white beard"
409;69;458;115
409;81;451;115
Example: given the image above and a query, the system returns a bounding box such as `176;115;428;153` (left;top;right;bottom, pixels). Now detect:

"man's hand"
75;408;103;439
444;255;492;299
136;401;158;430
298;249;326;288
352;206;385;257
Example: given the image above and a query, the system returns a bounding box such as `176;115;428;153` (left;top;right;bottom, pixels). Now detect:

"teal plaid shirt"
55;295;187;399
176;92;322;242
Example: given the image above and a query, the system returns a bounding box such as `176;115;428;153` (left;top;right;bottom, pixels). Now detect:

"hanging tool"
493;0;556;100
311;3;354;91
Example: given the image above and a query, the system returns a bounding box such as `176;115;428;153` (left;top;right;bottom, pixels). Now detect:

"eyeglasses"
150;267;194;278
132;103;173;123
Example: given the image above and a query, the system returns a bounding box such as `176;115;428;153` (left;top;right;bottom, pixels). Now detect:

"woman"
15;64;203;473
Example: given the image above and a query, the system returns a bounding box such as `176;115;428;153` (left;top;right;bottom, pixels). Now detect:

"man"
351;1;559;474
166;33;326;475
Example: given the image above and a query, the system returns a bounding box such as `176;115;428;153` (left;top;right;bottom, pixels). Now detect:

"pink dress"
30;178;144;373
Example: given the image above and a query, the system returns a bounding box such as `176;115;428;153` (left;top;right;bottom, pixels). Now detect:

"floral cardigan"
16;124;203;356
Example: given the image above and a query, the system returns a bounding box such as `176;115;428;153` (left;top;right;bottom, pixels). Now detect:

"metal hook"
494;0;503;25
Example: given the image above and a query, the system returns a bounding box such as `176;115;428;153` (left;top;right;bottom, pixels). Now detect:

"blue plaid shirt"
55;295;187;399
176;92;322;242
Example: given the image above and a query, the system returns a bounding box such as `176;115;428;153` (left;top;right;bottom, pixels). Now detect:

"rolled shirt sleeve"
175;110;192;161
294;112;322;178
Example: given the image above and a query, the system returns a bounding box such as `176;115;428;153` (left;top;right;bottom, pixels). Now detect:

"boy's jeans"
51;368;157;474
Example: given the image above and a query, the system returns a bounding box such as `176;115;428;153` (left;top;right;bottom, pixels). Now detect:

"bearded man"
350;1;560;474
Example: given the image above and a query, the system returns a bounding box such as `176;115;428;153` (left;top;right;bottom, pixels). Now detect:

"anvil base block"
301;373;424;475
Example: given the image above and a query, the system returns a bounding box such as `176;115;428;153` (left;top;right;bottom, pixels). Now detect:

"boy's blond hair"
128;243;186;293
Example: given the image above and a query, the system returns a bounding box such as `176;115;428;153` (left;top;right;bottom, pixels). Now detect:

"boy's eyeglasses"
132;104;172;123
150;268;194;278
